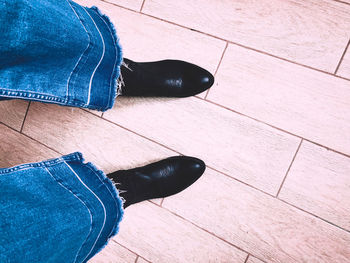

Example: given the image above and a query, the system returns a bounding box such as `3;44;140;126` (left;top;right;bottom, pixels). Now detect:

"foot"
108;156;206;208
120;58;214;97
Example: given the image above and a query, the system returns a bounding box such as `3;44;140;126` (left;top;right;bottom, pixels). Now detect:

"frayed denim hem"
0;151;124;263
90;6;124;112
0;1;124;113
54;152;125;263
82;159;125;249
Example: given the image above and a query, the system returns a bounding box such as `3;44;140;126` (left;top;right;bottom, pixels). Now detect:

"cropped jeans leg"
0;0;123;112
0;153;124;263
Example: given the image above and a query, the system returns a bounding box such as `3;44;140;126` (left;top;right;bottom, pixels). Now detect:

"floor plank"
337;46;350;78
89;241;137;263
247;256;265;263
279;141;350;231
2;1;349;261
116;202;247;263
76;0;225;75
162;167;350;263
207;44;350;156
142;0;350;72
136;257;149;263
102;0;144;11
0;100;28;131
0;124;57;168
86;109;103;117
76;0;225;98
104;96;300;195
22;102;176;174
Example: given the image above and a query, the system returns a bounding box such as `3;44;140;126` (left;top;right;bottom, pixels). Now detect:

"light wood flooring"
1;0;350;262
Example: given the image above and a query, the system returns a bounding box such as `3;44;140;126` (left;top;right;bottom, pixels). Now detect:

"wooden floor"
1;0;350;262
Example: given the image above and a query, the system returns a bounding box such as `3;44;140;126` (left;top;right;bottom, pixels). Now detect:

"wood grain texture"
104;96;300;195
116;202;247;263
75;0;225;74
135;257;150;263
142;0;350;72
102;0;144;11
75;0;225;98
2;1;348;262
22;102;176;174
0;100;28;131
207;44;350;156
89;241;137;263
337;46;350;78
247;256;266;263
86;109;103;117
279;141;350;231
149;198;162;206
162;168;350;263
0;124;57;168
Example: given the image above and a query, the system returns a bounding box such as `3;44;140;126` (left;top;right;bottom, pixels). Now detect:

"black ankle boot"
108;156;206;208
120;58;214;97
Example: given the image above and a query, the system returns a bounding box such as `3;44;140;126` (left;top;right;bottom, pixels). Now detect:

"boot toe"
181;66;214;97
163;60;214;97
120;156;206;206
167;156;206;188
182;156;206;179
198;71;214;91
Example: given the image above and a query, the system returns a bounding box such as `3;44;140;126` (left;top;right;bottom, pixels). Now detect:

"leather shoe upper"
113;156;206;207
121;58;214;97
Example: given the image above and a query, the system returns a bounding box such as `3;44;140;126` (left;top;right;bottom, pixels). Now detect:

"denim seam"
84;165;120;239
65;0;92;105
81;7;106;107
43;166;93;263
0;92;106;109
66;3;96;108
0;166;36;175
0;88;64;98
0;7;116;112
0;152;82;174
90;6;124;111
91;8;117;110
0;88;91;108
0;89;67;103
64;161;107;263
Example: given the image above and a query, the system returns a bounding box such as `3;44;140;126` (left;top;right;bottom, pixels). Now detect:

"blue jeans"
1;0;124;261
0;0;123;112
0;152;124;263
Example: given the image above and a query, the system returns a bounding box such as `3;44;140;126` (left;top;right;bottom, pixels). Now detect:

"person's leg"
108;156;205;208
0;152;121;263
0;0;122;112
0;153;205;262
119;58;214;97
0;0;213;111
